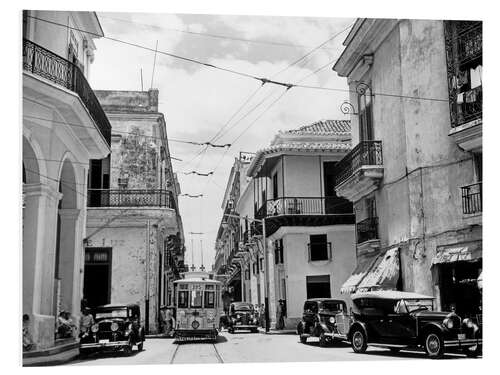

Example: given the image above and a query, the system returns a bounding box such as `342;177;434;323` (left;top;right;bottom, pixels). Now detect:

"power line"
23;114;228;151
99;15;340;51
26;15;449;103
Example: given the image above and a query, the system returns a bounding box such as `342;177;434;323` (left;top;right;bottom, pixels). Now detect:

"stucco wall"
272;225;356;321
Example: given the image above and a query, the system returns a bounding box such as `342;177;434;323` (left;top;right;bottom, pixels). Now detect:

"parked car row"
297;291;482;359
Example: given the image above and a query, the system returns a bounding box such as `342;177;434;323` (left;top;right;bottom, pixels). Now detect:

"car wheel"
300;335;307;344
319;333;329;347
424;332;444;359
351;328;367;353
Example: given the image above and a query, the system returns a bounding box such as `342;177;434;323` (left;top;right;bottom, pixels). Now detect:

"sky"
89;12;355;270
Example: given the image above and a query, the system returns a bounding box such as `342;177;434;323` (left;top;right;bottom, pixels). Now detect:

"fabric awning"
357;247;400;292
340;252;379;294
431;241;482;265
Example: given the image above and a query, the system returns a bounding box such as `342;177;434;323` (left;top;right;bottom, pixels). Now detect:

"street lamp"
223;213;270;333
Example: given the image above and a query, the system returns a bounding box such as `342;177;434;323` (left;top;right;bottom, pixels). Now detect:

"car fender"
418;322;444;343
348;321;368;341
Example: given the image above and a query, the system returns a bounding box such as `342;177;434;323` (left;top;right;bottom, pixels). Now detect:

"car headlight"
443;318;454;329
91;323;99;333
463;318;475;329
111;322;119;331
329;317;336;324
236;314;241;319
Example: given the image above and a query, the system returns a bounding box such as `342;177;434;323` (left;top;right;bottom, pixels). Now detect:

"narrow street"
69;331;470;365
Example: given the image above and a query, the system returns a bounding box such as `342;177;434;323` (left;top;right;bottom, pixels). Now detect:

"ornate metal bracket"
339;82;373;116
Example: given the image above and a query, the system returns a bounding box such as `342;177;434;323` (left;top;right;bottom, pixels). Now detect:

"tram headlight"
192;320;200;329
91;324;99;333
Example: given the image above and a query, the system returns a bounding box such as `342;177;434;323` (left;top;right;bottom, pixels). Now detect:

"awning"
357;247;400;292
340;252;379;294
431;241;482;265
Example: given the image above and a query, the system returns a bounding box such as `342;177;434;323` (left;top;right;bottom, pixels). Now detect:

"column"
23;182;61;349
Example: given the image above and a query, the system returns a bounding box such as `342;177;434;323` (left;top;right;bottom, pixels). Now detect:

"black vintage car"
348;291;482;359
296;299;351;346
227;302;259;333
80;303;145;356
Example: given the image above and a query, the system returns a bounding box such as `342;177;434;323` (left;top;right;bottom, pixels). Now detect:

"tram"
173;270;222;341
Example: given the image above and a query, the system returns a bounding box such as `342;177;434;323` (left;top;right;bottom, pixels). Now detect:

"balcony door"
324;162;353;214
358;86;374;141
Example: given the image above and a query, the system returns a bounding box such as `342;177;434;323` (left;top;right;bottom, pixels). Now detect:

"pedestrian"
57;311;76;338
165;307;176;337
22;314;34;351
79;307;94;336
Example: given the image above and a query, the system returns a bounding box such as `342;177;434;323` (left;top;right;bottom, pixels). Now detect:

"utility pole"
145;220;151;334
223;213;270;333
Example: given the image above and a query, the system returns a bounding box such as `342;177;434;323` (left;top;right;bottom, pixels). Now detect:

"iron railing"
87;189;176;208
307;242;332;262
461;182;482;215
457;23;482;66
255;196;353;218
23;39;111;146
334;141;383;187
356;217;379;244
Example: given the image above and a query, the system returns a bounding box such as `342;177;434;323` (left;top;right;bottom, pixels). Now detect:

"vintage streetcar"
296;298;351;346
79;303;145;356
348;291;482;359
227;302;260;333
173;271;222;341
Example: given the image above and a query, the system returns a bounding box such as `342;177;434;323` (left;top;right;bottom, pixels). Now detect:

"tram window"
205;291;215;308
191;290;203;308
178;291;188;308
206;284;215;290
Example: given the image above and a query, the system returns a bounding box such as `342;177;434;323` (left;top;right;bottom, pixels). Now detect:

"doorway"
323;162;353;214
83;248;112;308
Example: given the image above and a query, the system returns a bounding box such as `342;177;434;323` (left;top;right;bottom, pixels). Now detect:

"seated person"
57;311;76;338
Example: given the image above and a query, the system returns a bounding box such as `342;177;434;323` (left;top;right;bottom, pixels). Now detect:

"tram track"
169;340;224;364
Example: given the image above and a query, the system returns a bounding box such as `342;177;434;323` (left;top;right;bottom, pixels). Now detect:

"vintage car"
80;303;145;356
227;302;259;333
348;291;482;359
296;298;351;346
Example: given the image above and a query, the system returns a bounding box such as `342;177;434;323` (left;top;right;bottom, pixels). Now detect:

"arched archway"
54;158;80;335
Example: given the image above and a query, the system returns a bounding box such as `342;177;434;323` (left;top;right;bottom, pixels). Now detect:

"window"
253;262;257;275
178;291;188;308
191;290;203;308
272;173;278;200
274;239;284;264
306;275;331;299
308;234;330;261
304;301;318;314
204;291;215;308
358;86;374;141
260;258;264;272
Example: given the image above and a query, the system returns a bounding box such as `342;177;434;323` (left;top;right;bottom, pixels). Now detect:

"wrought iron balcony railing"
461;182;482;215
457;22;482;66
23;39;111;146
307;242;332;262
87;189;176;209
334;140;383;187
356;217;379;244
255;196;354;219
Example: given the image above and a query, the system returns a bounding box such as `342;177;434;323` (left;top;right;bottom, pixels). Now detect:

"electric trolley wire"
26;15;450;103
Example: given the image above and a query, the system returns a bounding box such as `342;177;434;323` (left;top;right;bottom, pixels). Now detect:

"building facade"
334;19;482;317
214;121;357;329
22;10;111;360
84;89;185;334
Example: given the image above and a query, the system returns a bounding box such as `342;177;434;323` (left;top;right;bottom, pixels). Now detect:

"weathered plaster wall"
86;208;179;333
272;225;355;325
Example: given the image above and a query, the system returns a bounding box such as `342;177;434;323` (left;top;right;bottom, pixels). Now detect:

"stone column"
23;183;61;349
58;208;82;329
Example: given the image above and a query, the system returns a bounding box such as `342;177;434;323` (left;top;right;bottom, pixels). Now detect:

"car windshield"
94;308;128;319
404;299;433;313
233;304;253;312
320;301;345;312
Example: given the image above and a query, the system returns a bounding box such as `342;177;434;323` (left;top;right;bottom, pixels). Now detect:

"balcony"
356;217;380;255
87;189;176;209
334;141;384;202
23;39;111;147
461;182;482;224
254;196;354;236
445;22;482;152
